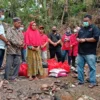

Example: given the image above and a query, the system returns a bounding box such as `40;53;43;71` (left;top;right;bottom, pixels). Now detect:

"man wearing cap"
77;15;100;88
0;9;10;70
4;17;24;80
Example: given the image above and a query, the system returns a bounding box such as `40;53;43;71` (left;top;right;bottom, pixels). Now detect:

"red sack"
61;61;70;73
19;63;28;77
47;58;59;71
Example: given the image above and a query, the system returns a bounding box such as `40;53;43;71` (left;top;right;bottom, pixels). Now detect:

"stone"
55;90;73;100
41;84;48;89
78;97;84;100
6;93;17;99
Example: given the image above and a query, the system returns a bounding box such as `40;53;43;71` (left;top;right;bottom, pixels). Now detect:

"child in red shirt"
39;26;48;62
70;29;79;68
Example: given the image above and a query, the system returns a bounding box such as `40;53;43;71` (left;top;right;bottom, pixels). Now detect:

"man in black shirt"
77;15;100;88
48;26;62;62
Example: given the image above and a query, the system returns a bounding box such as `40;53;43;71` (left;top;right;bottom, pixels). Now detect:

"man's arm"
0;34;8;44
56;39;61;44
48;38;55;45
85;38;97;42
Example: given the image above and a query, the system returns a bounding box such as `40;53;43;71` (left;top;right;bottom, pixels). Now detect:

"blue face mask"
0;15;5;21
83;22;89;27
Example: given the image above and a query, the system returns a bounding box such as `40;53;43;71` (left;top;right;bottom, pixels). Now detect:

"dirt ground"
0;63;100;100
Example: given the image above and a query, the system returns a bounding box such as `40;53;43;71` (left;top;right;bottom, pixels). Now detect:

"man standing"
77;15;100;88
48;26;62;62
0;9;10;69
4;17;24;80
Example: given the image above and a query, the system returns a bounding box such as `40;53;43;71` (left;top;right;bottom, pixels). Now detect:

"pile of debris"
0;79;75;100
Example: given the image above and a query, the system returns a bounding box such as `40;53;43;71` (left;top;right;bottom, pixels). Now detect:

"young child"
70;29;78;68
39;26;48;77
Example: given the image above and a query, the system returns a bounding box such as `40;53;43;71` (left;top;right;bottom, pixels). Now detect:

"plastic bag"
49;71;67;77
47;58;59;71
19;63;28;77
61;61;70;73
49;68;67;74
48;59;70;73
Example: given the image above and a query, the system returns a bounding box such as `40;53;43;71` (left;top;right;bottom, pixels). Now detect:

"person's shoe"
88;84;97;88
73;69;78;73
72;73;78;78
75;82;84;86
29;76;33;81
85;78;90;83
71;66;76;71
0;66;5;70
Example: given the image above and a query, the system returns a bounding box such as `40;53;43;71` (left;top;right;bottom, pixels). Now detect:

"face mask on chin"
0;15;5;21
83;22;89;27
19;27;24;31
67;30;70;33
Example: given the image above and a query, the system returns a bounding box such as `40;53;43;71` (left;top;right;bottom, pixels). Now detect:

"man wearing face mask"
48;26;62;62
4;17;24;80
77;15;100;88
0;9;10;70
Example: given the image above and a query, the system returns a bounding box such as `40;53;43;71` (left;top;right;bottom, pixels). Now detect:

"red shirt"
41;33;48;51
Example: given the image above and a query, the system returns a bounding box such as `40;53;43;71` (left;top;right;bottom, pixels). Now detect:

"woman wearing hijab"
61;27;71;64
25;21;43;80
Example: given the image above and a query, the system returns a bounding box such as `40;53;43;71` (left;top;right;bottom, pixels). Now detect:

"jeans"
49;47;62;62
0;49;5;68
77;54;96;85
21;49;26;62
62;50;71;64
4;54;21;80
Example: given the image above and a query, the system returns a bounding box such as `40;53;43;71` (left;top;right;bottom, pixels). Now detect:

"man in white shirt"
0;9;10;69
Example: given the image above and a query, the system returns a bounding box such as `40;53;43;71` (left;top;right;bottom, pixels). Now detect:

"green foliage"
69;2;86;16
0;0;94;33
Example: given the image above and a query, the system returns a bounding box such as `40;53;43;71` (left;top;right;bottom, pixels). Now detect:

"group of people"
0;9;100;88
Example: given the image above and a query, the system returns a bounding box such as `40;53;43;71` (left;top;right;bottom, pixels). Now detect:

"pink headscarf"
25;21;42;46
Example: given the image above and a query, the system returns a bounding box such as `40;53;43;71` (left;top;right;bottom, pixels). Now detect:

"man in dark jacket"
77;15;100;88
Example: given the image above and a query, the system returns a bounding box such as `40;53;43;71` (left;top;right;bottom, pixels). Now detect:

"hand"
77;38;80;42
65;38;69;42
41;45;44;49
7;41;11;46
77;38;85;43
35;47;39;51
53;43;57;46
20;43;24;48
70;45;73;48
31;47;36;51
80;39;86;43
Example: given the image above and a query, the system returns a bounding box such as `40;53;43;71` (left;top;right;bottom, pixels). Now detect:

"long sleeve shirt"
6;27;24;55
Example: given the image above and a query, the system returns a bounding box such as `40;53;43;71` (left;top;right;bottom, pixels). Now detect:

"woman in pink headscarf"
25;21;43;80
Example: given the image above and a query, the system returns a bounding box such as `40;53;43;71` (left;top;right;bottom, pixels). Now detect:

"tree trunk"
61;0;68;26
48;0;53;18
